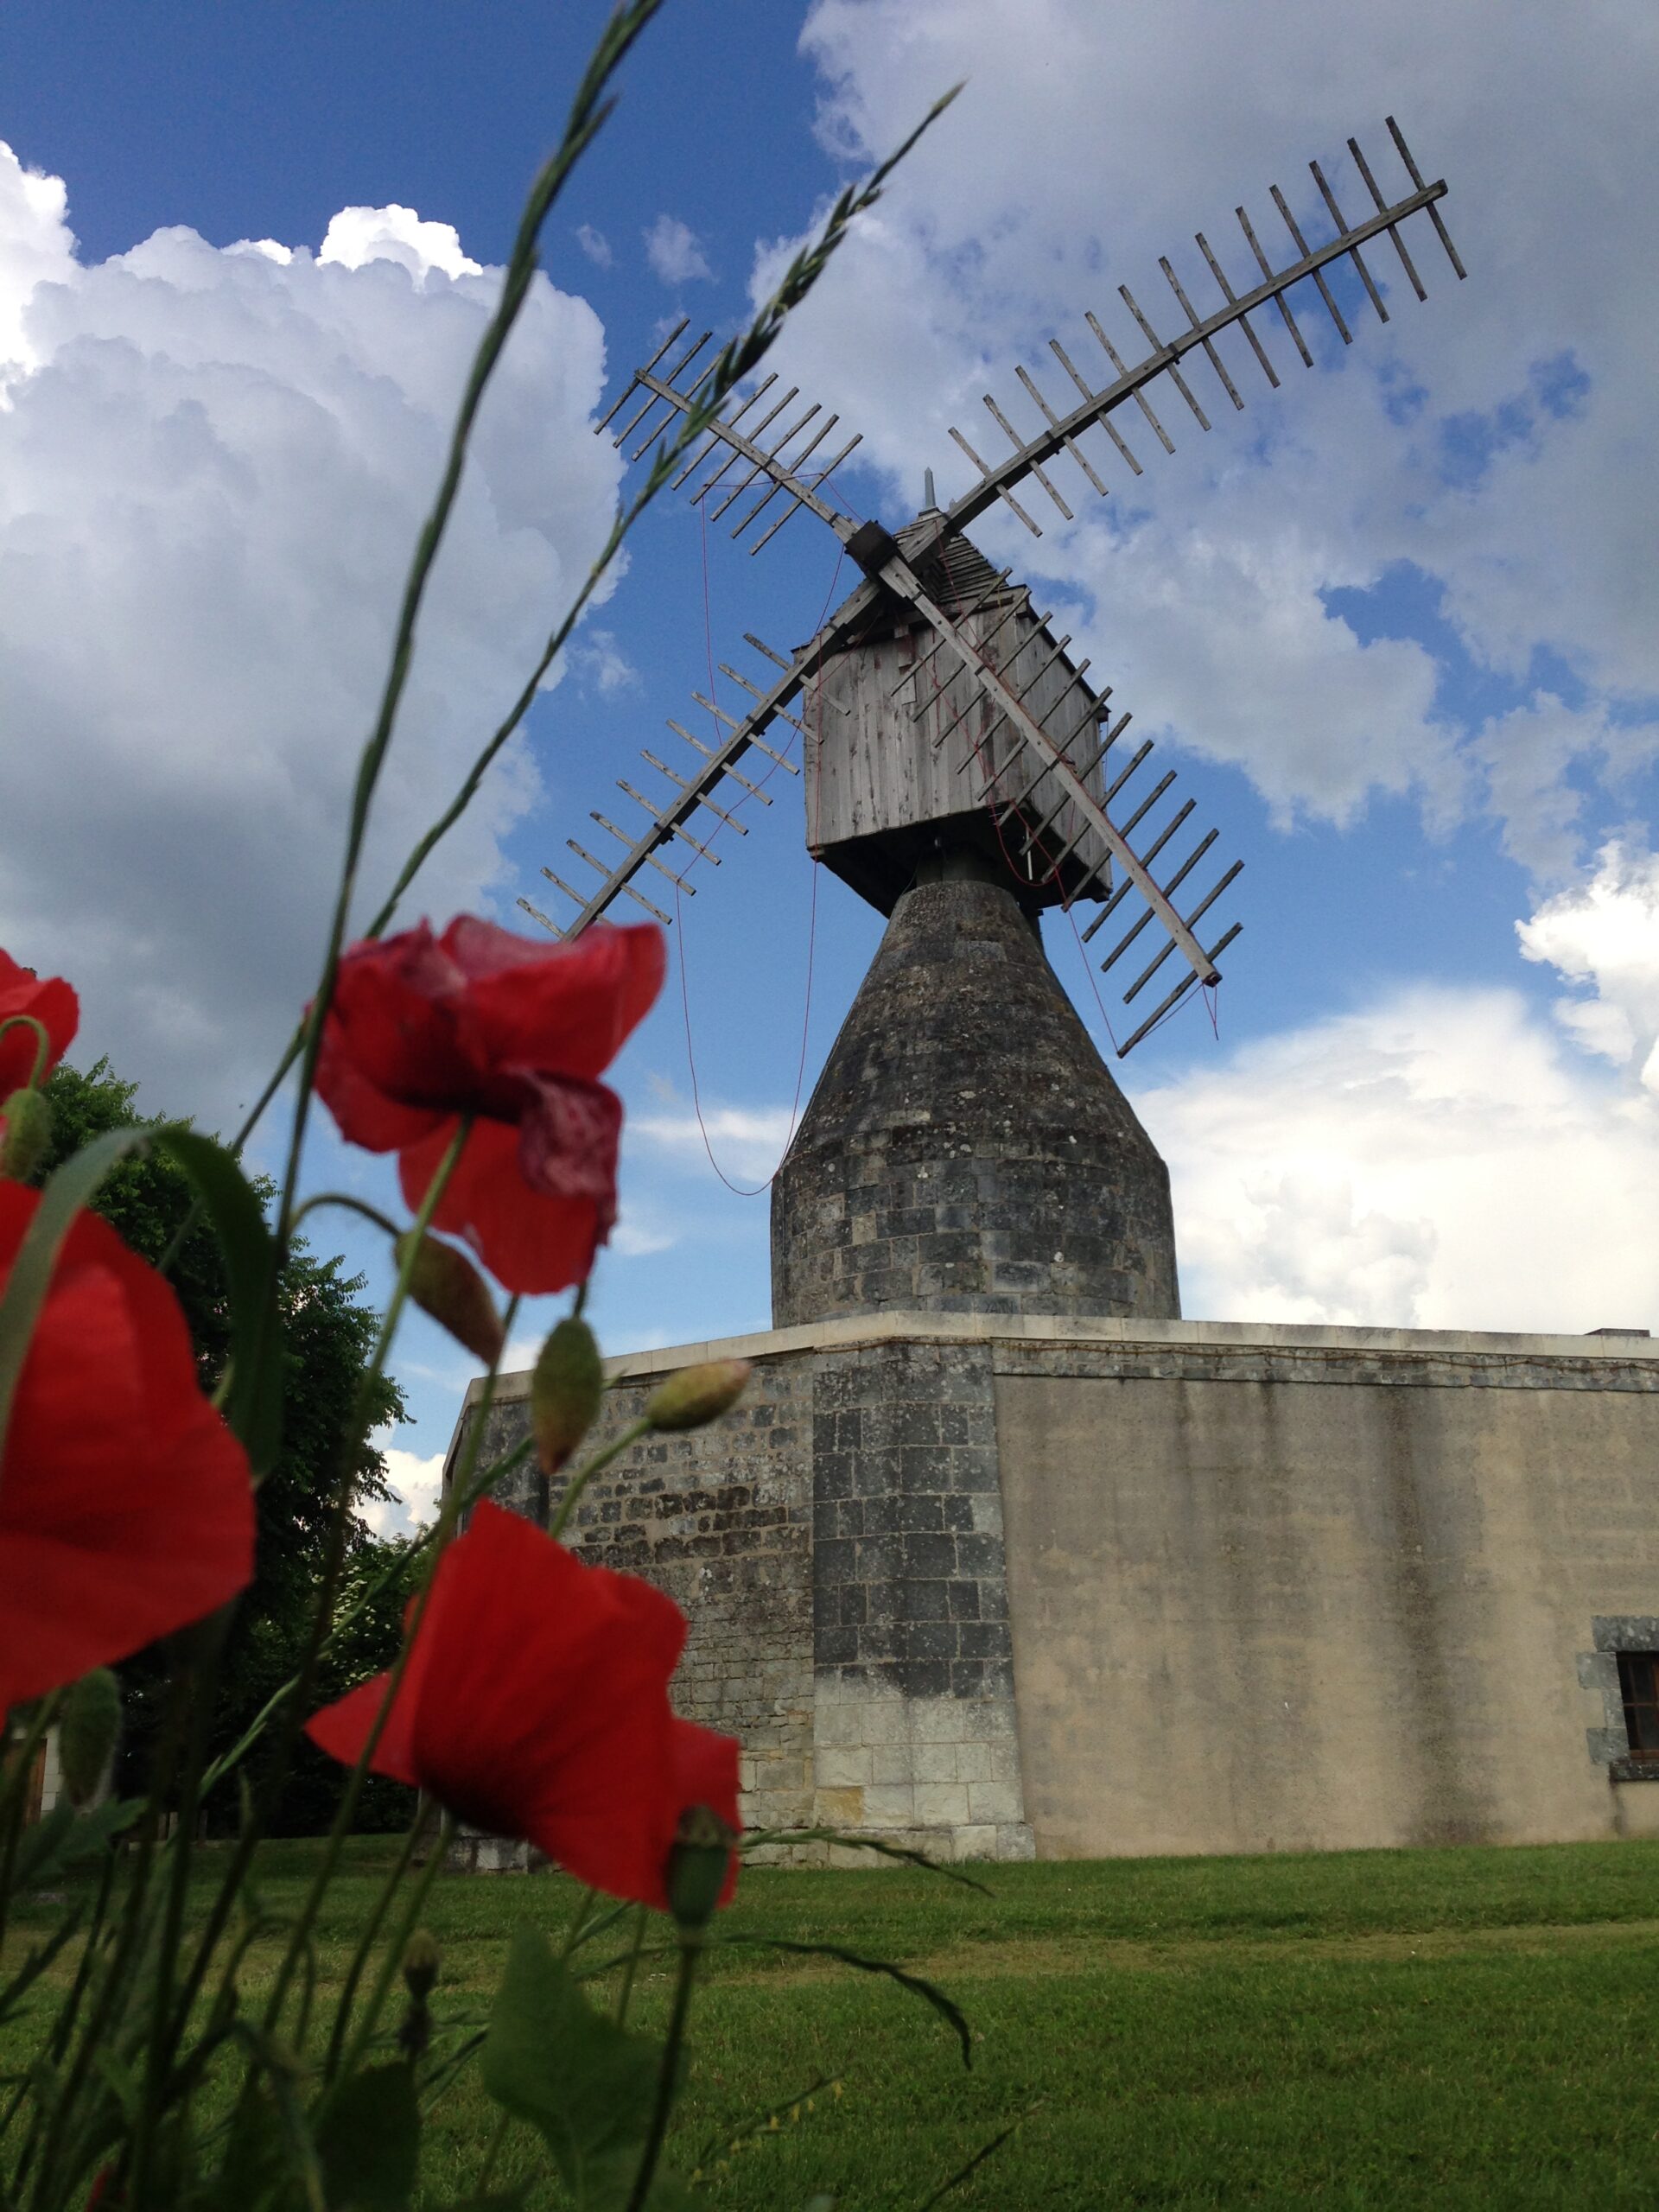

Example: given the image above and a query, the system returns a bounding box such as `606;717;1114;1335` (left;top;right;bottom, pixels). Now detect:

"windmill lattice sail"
532;119;1462;1052
938;117;1463;541
593;321;864;558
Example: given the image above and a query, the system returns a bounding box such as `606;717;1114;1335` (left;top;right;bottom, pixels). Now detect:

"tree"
37;1058;417;1832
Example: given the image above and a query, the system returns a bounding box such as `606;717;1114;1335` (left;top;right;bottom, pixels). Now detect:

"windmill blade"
519;630;853;942
941;117;1463;537
861;529;1242;1049
594;317;864;556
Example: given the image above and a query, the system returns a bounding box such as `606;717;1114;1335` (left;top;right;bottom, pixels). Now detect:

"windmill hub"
771;859;1179;1327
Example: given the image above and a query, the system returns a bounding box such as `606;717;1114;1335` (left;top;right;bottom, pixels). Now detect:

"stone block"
862;1783;918;1825
910;1700;967;1743
912;1740;960;1783
870;1743;917;1786
817;1784;866;1825
966;1779;1024;1825
952;1823;998;1860
912;1782;971;1827
816;1745;874;1788
954;1739;992;1783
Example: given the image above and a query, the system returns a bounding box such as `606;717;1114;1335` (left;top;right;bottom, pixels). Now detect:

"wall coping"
461;1309;1658;1408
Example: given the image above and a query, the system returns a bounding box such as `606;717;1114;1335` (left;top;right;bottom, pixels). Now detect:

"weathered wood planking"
807;605;1116;903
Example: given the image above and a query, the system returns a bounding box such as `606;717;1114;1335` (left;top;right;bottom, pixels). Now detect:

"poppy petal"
447;920;664;1084
400;1122;607;1295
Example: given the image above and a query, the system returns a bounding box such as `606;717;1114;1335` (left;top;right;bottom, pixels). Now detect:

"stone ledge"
462;1311;1659;1411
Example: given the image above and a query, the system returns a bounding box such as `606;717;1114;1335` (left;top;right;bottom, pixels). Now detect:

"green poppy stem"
625;1929;702;2212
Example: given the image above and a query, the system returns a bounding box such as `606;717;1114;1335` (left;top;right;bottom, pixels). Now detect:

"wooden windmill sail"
522;117;1464;1056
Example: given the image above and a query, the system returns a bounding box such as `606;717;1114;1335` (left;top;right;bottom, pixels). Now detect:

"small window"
1618;1651;1659;1758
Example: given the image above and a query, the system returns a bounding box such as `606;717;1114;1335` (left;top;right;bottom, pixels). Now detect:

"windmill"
522;118;1465;1329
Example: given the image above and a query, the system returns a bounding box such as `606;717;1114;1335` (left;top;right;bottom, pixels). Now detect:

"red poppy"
0;949;78;1093
0;1184;255;1717
313;917;664;1294
306;1502;741;1911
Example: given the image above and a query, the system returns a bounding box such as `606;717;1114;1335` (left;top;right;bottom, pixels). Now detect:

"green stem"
270;0;668;1267
319;1815;452;2106
255;1121;472;2037
476;2109;513;2193
613;1906;648;2027
548;1417;652;1541
322;1809;429;2082
0;1015;52;1090
0;1694;60;1955
289;1192;404;1241
624;1932;701;2212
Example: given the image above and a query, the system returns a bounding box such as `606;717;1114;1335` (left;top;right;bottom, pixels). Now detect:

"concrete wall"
448;1313;1659;1866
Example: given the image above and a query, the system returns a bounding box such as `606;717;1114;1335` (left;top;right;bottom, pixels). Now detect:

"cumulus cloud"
645;214;712;287
742;0;1659;842
632;1103;800;1185
1141;980;1659;1333
318;204;482;283
0;143;622;1132
575;224;613;270
364;1443;446;1538
1519;840;1659;1092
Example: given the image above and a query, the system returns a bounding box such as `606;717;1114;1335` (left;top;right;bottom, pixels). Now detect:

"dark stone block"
817;1625;858;1666
901;1532;958;1579
959;1619;1013;1660
947;1579;982;1619
899;1658;952;1699
902;1618;959;1662
955;1534;1003;1576
815;1537;855;1586
902;1578;952;1623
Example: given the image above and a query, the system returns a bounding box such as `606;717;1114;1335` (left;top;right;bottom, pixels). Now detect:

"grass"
10;1834;1659;2206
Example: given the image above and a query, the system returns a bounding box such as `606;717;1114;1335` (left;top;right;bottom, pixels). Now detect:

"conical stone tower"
772;851;1180;1328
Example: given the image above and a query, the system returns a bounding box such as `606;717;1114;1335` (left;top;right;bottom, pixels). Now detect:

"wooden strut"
938;166;1458;543
870;543;1230;988
620;363;863;541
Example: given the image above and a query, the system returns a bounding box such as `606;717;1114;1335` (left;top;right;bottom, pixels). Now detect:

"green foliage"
483;1928;684;2209
37;1058;416;1833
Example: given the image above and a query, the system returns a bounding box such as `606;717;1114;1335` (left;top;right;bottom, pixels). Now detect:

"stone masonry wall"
452;1353;816;1861
809;1339;1033;1861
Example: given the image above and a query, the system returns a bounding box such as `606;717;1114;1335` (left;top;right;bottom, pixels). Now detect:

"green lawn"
12;1835;1659;2207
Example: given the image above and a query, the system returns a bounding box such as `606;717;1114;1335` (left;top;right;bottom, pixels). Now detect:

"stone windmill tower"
525;118;1464;1339
453;124;1507;1874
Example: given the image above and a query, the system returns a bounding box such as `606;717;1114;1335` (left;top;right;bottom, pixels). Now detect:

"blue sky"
3;0;1657;1528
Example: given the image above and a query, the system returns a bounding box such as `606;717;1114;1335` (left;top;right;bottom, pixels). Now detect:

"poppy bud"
0;1087;52;1181
531;1317;604;1473
394;1230;505;1367
402;1929;441;1999
645;1359;751;1433
58;1667;121;1808
665;1802;737;1930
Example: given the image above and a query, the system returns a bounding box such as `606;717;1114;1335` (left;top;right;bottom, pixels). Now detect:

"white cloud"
645;214;712;287
1141;980;1659;1333
632;1104;800;1185
0;144;623;1132
744;1;1659;837
0;141;73;382
1519;840;1659;1092
569;626;641;697
318;203;482;283
575;224;613;270
364;1442;446;1538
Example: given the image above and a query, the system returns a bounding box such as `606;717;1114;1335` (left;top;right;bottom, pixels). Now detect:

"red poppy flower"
313;917;664;1294
0;1184;255;1717
0;949;78;1093
306;1502;741;1911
